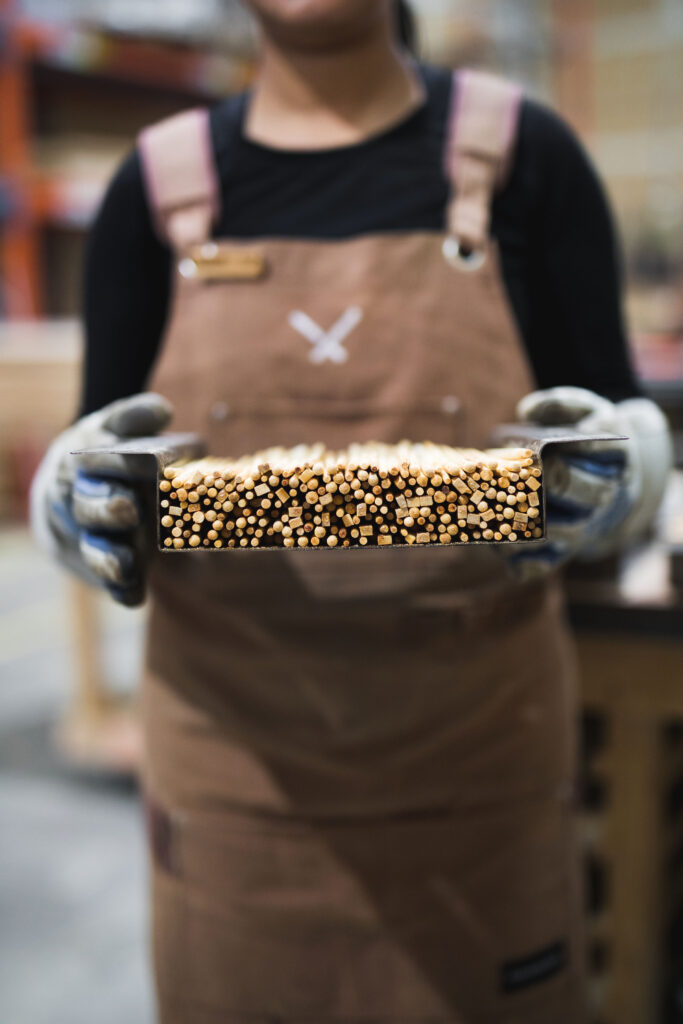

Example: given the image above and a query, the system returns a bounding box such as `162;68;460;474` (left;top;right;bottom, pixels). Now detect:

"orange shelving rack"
0;0;253;317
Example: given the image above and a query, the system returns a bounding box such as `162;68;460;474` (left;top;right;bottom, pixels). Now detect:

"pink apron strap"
139;109;219;252
445;69;523;253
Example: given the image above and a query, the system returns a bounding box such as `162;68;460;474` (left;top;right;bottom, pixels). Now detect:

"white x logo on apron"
288;307;363;364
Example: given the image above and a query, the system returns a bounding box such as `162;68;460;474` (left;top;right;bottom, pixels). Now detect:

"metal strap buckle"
442;236;487;272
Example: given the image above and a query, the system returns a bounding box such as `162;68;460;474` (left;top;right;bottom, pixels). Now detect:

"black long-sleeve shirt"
80;63;639;415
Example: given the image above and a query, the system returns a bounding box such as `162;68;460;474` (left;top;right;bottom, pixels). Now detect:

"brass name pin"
179;243;266;282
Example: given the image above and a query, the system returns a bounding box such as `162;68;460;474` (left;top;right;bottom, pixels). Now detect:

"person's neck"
244;28;424;151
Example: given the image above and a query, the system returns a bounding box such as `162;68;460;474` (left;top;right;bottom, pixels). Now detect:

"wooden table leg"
69;578;108;717
601;708;662;1024
54;579;142;776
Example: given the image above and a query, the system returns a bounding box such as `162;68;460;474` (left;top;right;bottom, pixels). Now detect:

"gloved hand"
30;393;174;607
506;386;673;579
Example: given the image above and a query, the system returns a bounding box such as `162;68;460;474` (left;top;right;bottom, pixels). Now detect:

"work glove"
30;393;174;607
506;386;673;579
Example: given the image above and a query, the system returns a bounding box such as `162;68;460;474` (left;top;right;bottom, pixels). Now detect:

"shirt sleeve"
515;99;641;401
79;149;173;416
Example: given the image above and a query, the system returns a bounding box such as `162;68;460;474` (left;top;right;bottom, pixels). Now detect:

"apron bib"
139;70;586;1022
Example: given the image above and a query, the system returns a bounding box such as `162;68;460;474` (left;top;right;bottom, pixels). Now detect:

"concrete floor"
0;528;155;1024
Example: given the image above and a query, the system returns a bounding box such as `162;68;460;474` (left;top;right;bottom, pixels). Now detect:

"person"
31;1;672;1021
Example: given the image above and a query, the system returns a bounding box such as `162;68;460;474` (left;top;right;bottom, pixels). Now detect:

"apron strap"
139;108;219;252
445;70;522;253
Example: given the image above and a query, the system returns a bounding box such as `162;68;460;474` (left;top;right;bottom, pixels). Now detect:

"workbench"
567;513;683;1024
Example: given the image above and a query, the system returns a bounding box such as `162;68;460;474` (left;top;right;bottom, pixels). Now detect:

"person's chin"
249;0;386;48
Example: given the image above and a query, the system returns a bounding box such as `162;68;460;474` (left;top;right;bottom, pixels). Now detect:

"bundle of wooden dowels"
158;442;543;550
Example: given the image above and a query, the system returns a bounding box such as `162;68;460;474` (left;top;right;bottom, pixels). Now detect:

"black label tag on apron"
500;941;567;993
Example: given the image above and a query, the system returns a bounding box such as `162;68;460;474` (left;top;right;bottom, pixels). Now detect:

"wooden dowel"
159;442;544;550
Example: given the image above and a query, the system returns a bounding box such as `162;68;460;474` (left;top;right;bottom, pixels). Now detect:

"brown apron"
139;70;586;1023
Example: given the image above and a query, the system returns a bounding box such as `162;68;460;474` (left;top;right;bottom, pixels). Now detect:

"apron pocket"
151;798;584;1022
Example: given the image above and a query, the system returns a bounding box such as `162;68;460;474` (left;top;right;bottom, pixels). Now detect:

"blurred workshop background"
1;1;683;1022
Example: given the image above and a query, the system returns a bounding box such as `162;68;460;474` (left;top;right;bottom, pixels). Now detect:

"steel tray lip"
491;423;628;451
72;426;627;551
71;432;206;466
